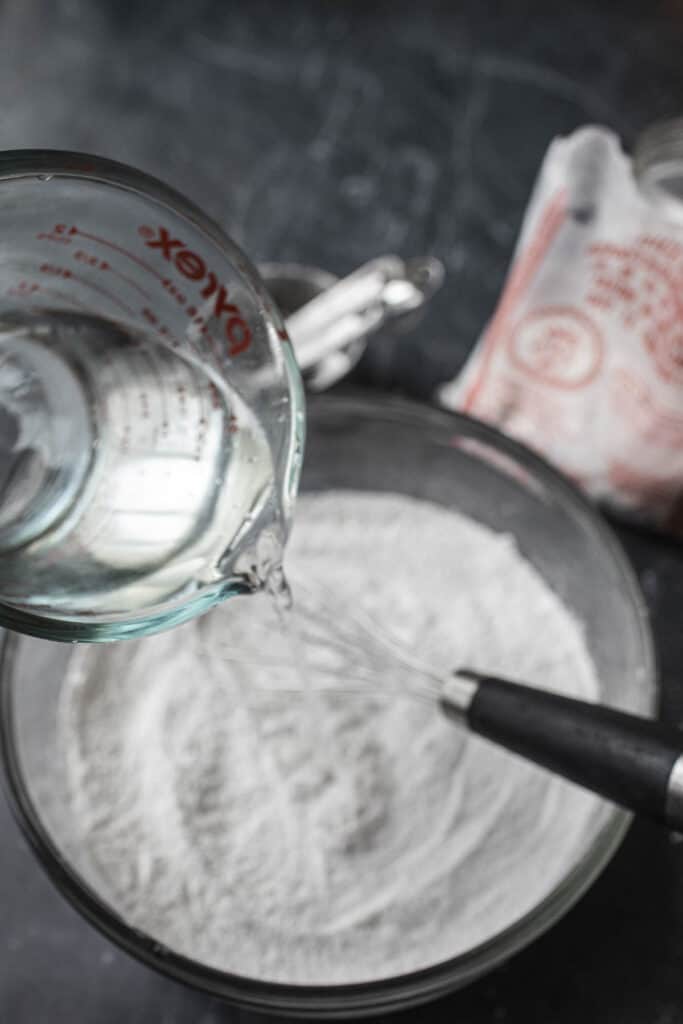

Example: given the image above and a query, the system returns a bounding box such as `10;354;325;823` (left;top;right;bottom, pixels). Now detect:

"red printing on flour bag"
439;127;683;535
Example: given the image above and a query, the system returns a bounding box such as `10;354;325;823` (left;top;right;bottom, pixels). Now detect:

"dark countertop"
1;2;682;1021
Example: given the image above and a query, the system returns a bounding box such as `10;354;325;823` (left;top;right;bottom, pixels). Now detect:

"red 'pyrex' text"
141;226;251;356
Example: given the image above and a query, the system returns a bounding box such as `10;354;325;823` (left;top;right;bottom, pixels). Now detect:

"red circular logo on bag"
509;306;603;389
644;328;683;387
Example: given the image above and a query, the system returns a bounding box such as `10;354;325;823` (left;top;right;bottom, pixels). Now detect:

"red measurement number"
36;224;77;243
39;263;72;279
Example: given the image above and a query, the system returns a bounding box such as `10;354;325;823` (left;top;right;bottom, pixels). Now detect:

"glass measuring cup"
0;150;304;642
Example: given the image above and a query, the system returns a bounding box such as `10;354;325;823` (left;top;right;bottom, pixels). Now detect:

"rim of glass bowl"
0;394;656;1019
0;148;305;643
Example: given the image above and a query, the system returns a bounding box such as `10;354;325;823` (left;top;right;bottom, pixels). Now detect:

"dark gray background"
1;1;683;1021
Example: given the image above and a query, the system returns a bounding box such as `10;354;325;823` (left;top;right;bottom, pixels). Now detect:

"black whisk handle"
441;670;683;832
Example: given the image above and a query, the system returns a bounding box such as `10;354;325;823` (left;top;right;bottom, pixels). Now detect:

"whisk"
203;578;683;833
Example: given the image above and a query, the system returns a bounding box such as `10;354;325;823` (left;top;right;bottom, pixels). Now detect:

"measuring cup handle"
441;670;683;832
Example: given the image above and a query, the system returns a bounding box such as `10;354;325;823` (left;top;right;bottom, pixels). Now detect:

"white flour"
58;491;602;985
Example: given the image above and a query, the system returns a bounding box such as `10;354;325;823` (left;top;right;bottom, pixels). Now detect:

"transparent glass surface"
0;151;304;642
0;395;655;1018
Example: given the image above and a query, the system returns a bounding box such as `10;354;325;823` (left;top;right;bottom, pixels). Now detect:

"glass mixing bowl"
0;394;655;1018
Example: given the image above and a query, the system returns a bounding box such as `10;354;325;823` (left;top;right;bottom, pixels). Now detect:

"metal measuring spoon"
261;255;444;389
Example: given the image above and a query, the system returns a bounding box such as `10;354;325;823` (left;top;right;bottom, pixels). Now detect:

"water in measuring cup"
0;310;280;624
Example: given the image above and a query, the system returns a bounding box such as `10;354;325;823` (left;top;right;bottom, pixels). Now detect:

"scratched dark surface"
1;1;683;1021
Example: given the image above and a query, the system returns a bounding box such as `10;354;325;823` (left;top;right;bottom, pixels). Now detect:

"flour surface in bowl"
57;491;603;985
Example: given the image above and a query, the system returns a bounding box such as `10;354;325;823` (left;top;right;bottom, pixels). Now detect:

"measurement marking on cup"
71;228;167;284
6;281;40;298
5;281;93;314
38;225;166;285
33;222;225;357
38;264;136;318
73;249;152;301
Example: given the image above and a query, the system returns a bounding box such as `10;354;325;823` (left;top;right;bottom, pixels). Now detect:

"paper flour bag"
439;126;683;535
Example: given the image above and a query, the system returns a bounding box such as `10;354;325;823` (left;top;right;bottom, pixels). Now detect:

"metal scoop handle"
442;670;683;832
285;255;444;371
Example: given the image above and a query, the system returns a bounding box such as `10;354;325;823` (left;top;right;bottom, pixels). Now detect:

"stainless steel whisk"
203;578;683;833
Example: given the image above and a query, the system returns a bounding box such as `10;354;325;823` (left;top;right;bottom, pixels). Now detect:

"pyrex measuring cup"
0;151;304;642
